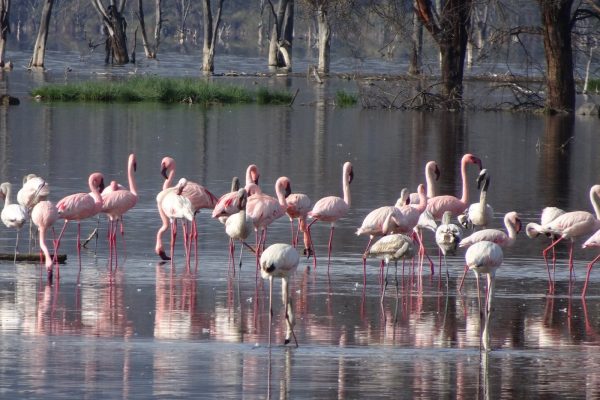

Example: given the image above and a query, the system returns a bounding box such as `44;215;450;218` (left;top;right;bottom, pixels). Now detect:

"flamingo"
356;188;409;284
458;169;494;230
225;188;254;270
246;176;292;257
212;164;260;221
101;153;138;264
160;178;195;266
425;153;483;221
458;211;521;290
214;176;240;225
259;243;299;347
582;229;600;298
285;191;312;255
155;157;219;260
0;182;29;262
55;172;105;264
525;206;566;271
307;161;353;271
17;174;50;210
31;200;59;282
366;230;415;303
465;240;504;351
536;185;600;291
435;211;463;282
409;160;440;204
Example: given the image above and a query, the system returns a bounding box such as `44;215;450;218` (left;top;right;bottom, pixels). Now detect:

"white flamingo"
259;243;300;347
1;182;29;262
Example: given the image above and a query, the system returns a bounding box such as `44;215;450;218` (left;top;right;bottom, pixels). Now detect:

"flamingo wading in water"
307;161;354;271
31;200;59;282
259;243;300;347
1;182;30;262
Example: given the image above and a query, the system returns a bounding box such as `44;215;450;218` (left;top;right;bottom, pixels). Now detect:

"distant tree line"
0;0;599;113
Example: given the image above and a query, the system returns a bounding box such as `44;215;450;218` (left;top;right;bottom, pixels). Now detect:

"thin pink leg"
543;236;565;292
458;265;469;292
582;253;600;298
326;226;335;273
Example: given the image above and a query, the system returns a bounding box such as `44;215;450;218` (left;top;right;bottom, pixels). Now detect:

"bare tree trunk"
538;0;575;113
415;0;472;105
409;2;423;76
202;0;224;73
91;0;130;64
29;0;54;68
0;0;10;67
316;4;330;74
154;0;162;51
137;0;154;58
267;0;293;70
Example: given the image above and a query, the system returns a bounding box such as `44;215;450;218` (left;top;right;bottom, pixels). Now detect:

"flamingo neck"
590;185;600;220
2;184;12;206
459;158;470;205
343;174;351;207
88;180;102;208
505;215;518;243
276;183;288;208
128;158;138;196
425;163;437;198
163;167;175;191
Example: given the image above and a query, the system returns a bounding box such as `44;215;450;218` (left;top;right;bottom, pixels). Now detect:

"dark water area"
0;51;600;398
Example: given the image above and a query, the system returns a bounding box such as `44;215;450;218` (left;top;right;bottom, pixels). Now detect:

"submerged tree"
29;0;54;68
414;0;473;106
91;0;129;64
267;0;294;70
202;0;225;73
136;0;162;59
0;0;9;67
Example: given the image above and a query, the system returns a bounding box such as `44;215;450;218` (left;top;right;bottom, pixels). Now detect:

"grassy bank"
30;77;293;105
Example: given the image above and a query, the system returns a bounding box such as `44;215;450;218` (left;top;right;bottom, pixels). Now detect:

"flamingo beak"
285;183;292;198
161;166;168;180
348;169;354;184
435;166;440;181
98;178;106;193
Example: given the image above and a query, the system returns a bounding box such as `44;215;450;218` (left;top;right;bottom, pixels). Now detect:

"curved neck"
2;184;12;205
163;167;175;191
128;157;138;196
479;186;488;207
590;186;600;220
88;178;102;205
504;215;518;241
276;181;288;208
414;187;427;212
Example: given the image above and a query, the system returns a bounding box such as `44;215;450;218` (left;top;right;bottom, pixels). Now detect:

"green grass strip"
31;77;293;105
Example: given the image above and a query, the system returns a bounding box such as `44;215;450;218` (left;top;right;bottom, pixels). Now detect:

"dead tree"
136;0;162;59
91;0;130;64
538;0;576;113
0;0;10;68
414;0;473;106
29;0;54;68
202;0;225;73
267;0;294;70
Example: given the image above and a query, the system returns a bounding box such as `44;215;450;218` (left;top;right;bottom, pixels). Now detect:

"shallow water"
1;52;600;398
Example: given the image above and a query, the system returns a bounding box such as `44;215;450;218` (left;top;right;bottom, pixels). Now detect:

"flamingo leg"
362;236;374;287
326;226;335;273
268;276;273;347
582;253;600;298
458;264;469;292
543;236;565;291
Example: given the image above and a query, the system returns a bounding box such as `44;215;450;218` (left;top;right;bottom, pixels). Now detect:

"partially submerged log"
0;253;67;264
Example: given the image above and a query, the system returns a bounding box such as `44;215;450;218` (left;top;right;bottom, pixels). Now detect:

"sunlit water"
0;51;600;398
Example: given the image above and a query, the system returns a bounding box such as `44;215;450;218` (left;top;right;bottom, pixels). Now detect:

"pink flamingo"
525;206;565;270
425;153;483;221
55;172;105;265
457;211;521;290
286;192;312;254
246;176;292;257
409;161;440;204
101;153;138;265
538;185;600;291
355;189;409;285
582;228;600;298
212;164;260;221
307;161;353;271
155;157;219;260
31;200;59;282
160;178;195;266
225;188;254;270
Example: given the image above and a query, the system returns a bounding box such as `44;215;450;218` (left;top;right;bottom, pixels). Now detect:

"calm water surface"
0;53;600;398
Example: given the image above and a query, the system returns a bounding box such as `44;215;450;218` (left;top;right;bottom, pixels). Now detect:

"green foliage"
30;77;291;105
335;90;358;107
587;79;600;93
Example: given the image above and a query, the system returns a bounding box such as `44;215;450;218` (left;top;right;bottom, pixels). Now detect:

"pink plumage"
31;200;59;278
425;153;482;221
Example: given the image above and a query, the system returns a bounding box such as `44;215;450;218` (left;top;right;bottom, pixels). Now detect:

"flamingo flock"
2;152;600;351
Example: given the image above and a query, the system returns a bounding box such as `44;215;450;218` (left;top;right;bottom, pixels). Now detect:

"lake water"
0;51;600;398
